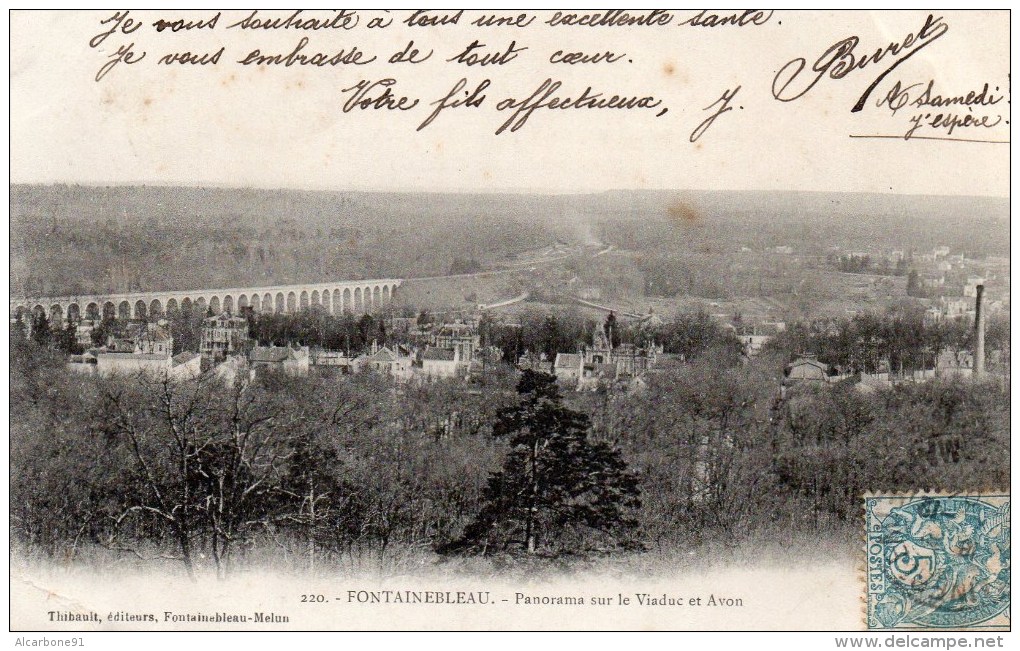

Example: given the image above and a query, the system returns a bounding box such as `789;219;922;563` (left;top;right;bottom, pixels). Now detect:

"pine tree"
440;370;642;557
30;312;51;347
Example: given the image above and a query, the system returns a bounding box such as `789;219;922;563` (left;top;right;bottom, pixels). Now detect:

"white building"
213;355;255;386
201;313;250;360
75;320;97;347
250;345;311;377
312;349;355;373
95;350;201;380
420;346;465;379
354;344;413;381
89;324;201;381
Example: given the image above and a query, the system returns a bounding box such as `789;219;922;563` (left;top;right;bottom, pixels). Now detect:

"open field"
393;272;529;314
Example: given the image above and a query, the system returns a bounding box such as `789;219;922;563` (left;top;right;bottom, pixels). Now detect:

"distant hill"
9;185;564;297
586;189;1009;257
9;184;1008;298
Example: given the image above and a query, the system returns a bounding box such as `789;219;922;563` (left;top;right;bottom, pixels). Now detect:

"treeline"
248;310;389;352
577;359;1008;544
827;252;909;276
762;307;1010;374
633;252;808;301
22;300;1007;381
16;303;742;367
480;308;740;363
13;312;82;355
10;185;557;297
11;324;1008;575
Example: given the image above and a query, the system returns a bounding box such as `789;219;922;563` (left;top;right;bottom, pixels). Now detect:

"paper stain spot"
668;201;701;225
663;62;675;76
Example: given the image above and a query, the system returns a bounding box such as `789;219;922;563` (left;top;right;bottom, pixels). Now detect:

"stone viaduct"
10;278;403;324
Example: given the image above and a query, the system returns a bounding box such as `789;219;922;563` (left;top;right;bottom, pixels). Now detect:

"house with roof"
553;352;583;384
783;354;834;384
136;323;174;355
94;348;200;381
87;323;199;381
201;313;250;361
354;343;413;381
103;322;171;355
430;322;481;361
311;349;355;374
250;345;310;377
420;346;465;379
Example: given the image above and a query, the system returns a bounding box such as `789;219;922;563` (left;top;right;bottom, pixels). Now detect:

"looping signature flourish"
772;13;949;113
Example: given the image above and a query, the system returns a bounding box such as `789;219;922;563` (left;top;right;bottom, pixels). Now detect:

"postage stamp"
865;493;1010;630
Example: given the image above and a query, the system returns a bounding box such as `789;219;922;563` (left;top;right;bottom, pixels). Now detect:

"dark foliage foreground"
10;329;1008;577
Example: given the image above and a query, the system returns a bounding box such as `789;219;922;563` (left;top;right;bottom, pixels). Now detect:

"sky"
9;9;1011;197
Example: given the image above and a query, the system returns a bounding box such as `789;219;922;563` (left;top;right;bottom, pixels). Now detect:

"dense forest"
9;185;560;296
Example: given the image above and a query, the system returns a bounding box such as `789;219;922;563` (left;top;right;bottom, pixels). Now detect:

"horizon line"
7;180;1011;201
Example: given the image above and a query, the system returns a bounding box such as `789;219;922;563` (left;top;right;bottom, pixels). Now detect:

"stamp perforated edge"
861;490;1011;631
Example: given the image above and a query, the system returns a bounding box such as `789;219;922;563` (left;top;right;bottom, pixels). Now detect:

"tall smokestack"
974;284;985;377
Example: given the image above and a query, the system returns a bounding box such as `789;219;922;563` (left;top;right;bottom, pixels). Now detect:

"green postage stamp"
865;493;1010;630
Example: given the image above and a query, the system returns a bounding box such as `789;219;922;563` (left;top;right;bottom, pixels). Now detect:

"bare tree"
97;372;216;579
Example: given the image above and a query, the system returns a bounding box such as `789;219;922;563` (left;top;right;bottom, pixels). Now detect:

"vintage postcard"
7;7;1010;640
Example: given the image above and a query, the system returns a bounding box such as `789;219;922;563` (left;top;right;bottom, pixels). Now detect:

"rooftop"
96;352;171;361
205;313;248;325
172;352;200;365
423;348;457;362
251;347;293;363
554;353;582;368
360;346;402;363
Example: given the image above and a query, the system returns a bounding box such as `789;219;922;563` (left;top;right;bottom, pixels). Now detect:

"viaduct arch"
10;278;403;324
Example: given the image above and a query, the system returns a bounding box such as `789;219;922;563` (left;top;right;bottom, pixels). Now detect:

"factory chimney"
974;284;985;377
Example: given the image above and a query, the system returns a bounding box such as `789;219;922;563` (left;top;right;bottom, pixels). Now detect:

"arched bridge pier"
10;278;403;325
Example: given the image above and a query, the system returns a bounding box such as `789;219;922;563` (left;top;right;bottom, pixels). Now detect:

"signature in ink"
772;13;949;113
690;86;741;142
